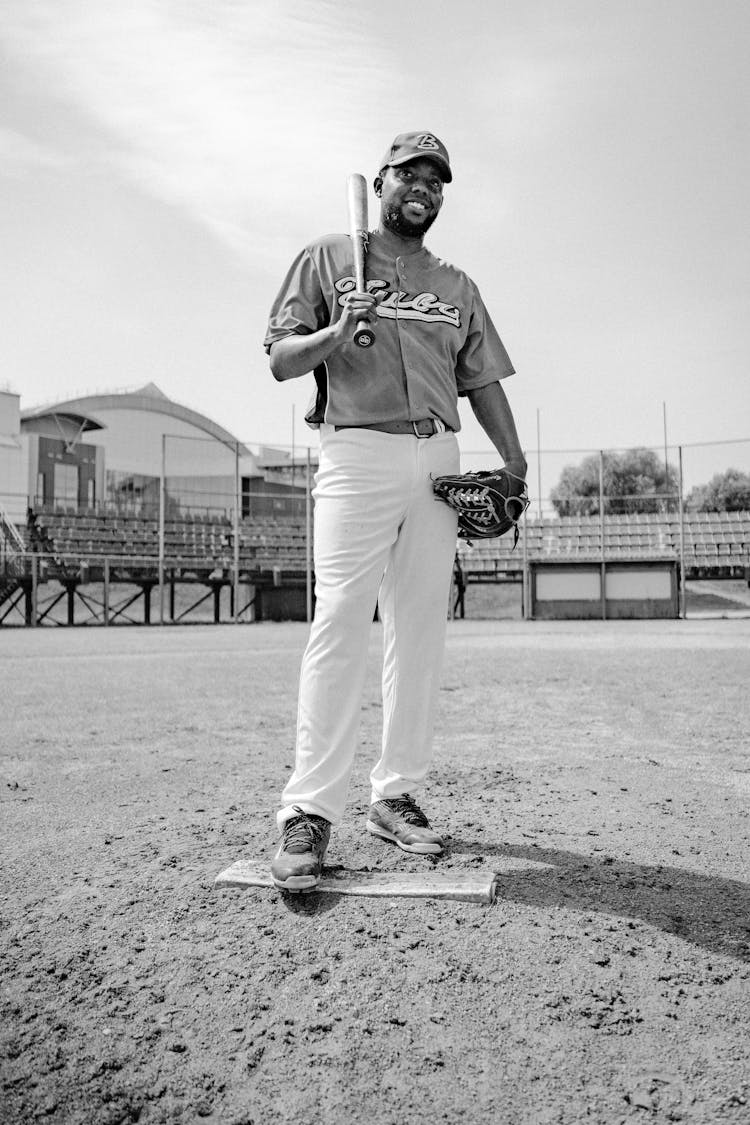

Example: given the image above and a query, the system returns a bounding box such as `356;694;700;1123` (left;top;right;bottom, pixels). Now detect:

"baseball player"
264;131;526;891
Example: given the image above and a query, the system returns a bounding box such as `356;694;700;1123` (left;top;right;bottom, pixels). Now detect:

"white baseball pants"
277;423;460;830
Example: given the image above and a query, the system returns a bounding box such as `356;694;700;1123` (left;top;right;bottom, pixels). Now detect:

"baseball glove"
432;468;529;544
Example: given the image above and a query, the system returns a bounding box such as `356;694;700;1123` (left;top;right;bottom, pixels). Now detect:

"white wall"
0;391;26;524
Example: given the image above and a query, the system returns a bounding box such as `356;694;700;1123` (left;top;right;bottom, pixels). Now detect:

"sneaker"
271;807;331;891
367;794;444;855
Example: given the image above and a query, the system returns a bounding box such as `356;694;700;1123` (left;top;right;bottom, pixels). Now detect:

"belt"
334;418;450;438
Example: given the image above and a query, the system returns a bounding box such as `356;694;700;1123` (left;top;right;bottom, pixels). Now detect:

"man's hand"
331;290;381;346
499;465;528;516
270;290;381;381
433;467;530;543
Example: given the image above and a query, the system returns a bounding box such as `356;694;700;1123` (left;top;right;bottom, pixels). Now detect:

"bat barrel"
347;173;376;349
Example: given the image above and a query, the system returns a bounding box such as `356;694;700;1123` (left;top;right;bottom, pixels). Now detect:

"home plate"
214;859;499;904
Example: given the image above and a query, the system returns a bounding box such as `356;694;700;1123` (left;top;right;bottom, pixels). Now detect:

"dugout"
528;559;680;620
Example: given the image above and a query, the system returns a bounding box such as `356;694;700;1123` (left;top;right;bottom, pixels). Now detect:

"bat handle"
351;225;375;349
354;322;375;348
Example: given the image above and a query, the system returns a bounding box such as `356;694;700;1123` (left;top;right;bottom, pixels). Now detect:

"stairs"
0;506;29;606
0;576;20;611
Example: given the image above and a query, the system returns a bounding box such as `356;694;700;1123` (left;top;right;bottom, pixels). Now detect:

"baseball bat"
347;173;375;348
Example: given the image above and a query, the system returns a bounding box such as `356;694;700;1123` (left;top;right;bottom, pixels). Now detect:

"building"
17;383;265;517
0;390;26;525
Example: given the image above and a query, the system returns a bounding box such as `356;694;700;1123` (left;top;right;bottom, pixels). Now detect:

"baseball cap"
378;131;452;183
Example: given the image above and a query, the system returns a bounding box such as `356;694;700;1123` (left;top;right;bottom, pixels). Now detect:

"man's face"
376;158;444;239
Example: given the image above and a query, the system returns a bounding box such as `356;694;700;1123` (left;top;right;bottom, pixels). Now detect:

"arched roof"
21;409;105;433
22;384;249;455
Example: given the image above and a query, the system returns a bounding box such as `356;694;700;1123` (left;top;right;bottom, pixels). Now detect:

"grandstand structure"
2;503;748;627
458;510;749;619
0;386;748;625
11;507;311;626
457;510;750;582
0;385;314;625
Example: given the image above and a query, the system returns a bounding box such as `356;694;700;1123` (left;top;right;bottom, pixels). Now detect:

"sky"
1;0;748;487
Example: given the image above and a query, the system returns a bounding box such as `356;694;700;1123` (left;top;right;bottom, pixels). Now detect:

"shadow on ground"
448;837;750;962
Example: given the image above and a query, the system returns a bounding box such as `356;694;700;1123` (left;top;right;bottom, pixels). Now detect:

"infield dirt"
2;620;749;1124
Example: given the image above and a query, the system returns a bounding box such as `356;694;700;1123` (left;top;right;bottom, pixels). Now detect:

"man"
264;131;526;891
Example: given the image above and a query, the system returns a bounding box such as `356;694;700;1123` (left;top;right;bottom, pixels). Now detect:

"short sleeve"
264;248;330;353
455;284;515;395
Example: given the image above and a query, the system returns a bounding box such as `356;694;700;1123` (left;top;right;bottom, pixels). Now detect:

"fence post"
599;450;606;620
30;553;38;627
678;445;686;619
536;409;543;522
233;440;240;623
103;556;110;626
159;434;166;625
305;448;313;623
521;491;529;620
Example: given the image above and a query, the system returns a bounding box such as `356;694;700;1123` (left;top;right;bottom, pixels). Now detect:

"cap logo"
415;134;440;151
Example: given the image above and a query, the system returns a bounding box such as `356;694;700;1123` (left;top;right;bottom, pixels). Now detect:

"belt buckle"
412;418;444;438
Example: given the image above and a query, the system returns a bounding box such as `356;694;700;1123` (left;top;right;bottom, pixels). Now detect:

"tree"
550;448;679;517
685;468;750;512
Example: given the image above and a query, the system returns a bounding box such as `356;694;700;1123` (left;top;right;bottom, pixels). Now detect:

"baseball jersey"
264;230;515;432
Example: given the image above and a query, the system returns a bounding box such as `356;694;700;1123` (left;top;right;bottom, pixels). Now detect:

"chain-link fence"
4;435;749;625
461;437;750;521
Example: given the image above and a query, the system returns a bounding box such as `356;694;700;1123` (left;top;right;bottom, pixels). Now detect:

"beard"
382;202;438;240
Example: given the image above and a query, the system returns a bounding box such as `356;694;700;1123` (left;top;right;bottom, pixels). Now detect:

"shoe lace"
284;807;328;850
384;794;429;827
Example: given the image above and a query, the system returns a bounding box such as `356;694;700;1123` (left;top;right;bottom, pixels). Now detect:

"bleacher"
3;504;747;626
2;506;316;625
19;504;750;588
457;511;750;580
26;507;311;580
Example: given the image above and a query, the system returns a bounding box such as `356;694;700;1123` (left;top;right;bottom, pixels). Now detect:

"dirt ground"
1;619;749;1124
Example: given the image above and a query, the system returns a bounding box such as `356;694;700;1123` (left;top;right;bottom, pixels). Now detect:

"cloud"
1;0;389;263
